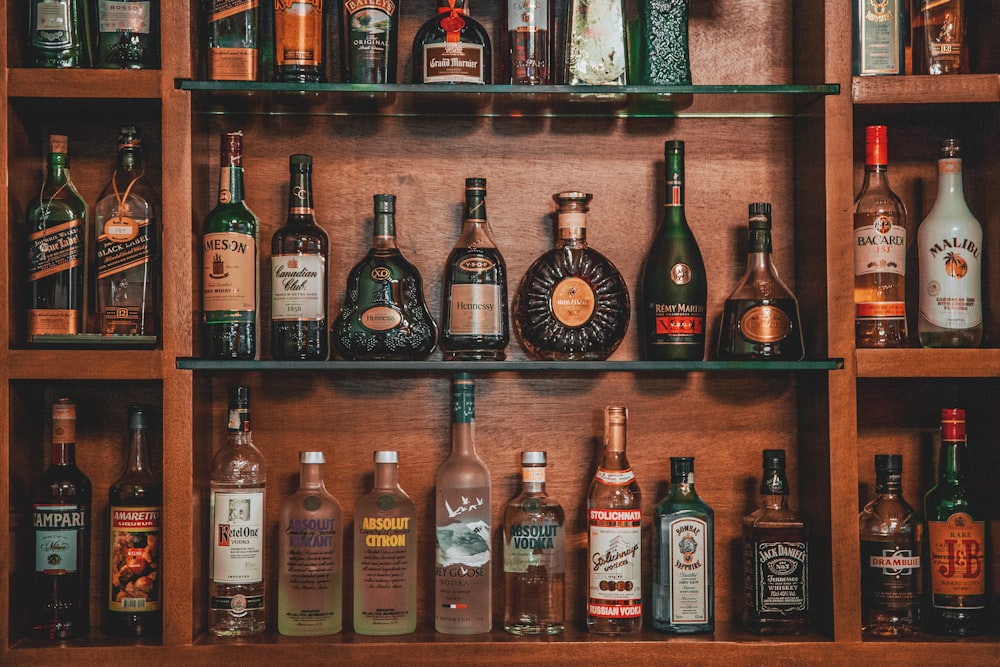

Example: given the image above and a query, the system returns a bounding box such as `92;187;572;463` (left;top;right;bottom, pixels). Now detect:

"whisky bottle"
860;454;921;637
640;140;706;360
94;0;160;68
853;0;905;75
742;449;808;635
917;138;982;348
27;135;87;341
412;0;492;84
270;154;329;360
354;451;417;635
912;0;967;75
206;0;259;80
202;131;259;360
278;451;343;635
855;125;908;348
441;178;509;360
93;125;160;337
274;0;327;82
565;0;627;85
587;406;642;633
31;398;91;639
504;451;565;635
209;386;266;636
637;0;691;84
339;0;398;82
652;456;713;633
331;194;438;360
435;373;492;634
513;192;630;360
501;0;552;84
107;405;162;638
717;203;805;361
27;0;93;67
924;408;987;636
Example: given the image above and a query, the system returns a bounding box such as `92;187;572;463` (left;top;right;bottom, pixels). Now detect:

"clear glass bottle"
565;0;627;85
911;0;967;75
27;0;93;67
274;0;327;82
94;0;160;68
503;451;565;635
412;0;492;83
853;0;905;75
339;0;398;82
917;138;982;348
206;0;258;80
501;0;552;84
637;0;690;84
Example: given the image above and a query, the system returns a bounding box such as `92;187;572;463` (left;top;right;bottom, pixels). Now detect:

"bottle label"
96;215;154;332
34;504;86;573
663;516;709;623
854;213;905;277
275;0;323;68
749;540;808;613
361;305;403;331
203;232;257;322
435;485;490;623
587;508;642;619
210;0;258;23
507;0;548;31
739;305;792;343
653;303;705;342
28;217;84;284
857;0;902;75
919;221;982;331
504;521;564;573
271;254;325;321
208;48;259;81
281;503;339;628
928;513;986;609
551;277;595;327
860;540;920;610
98;1;151;33
343;0;396;78
109;505;161;612
357;508;414;626
34;0;73;48
447;283;503;335
211;490;264;584
422;43;485;83
594;467;635;485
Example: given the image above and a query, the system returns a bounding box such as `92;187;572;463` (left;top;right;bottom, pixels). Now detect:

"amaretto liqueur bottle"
717;203;805;361
854;125;908;348
202;131;259;360
27;0;92;66
270;154;329;360
339;0;398;82
278;451;343;635
852;0;905;75
354;451;417;635
441;178;509;360
274;0;327;82
501;0;552;84
209;386;266;636
652;456;713;634
917;138;982;348
94;0;160;68
206;0;258;80
412;0;492;83
514;192;630;360
331;194;438;360
435;373;492;634
565;0;626;85
859;454;921;637
587;406;642;634
93;126;160;337
503;451;565;635
638;0;691;84
640;140;706;360
912;0;967;75
26;135;87;341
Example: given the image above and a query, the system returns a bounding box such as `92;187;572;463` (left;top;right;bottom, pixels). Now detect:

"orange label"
551;277;595;327
29;309;79;337
928;513;986;605
856;301;905;318
208;48;258;80
275;0;323;67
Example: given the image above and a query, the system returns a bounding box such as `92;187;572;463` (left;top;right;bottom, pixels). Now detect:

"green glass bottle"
94;0;160;68
639;140;706;360
638;0;691;84
206;0;258;80
339;0;398;83
27;0;93;67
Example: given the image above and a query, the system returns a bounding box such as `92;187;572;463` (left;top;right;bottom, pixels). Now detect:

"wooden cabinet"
1;1;997;664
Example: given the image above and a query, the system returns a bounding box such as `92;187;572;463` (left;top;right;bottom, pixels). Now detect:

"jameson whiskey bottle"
413;0;492;83
27;135;87;341
270;154;329;360
638;0;691;84
435;373;492;634
860;454;921;637
274;0;327;82
331;194;438;360
587;406;642;634
339;0;398;82
209;386;266;636
441;178;509;360
27;0;93;66
652;456;714;634
202;131;259;360
640;140;706;361
501;0;553;84
354;451;418;635
924;408;987;636
742;449;808;635
93;125;160;337
503;451;565;635
206;0;258;80
912;0;967;75
278;451;342;636
94;0;160;68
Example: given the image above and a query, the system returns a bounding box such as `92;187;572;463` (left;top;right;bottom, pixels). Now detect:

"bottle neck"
125;426;152;474
451;421;476;456
298;462;324;489
760;468;789;508
874;473;902;496
938;440;966;481
287;169;314;220
46;153;71;186
50;442;75;466
664;149;685;211
556;210;588;248
374;461;400;490
219;163;245;204
521;465;546;494
118;148;143;173
601;421;628;469
227;405;251;444
935;157;968;207
669;471;696;496
372;211;399;250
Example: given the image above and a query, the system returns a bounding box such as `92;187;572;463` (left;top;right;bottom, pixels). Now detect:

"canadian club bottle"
412;0;492;83
339;0;398;82
587;406;642;634
274;0;327;82
31;398;91;639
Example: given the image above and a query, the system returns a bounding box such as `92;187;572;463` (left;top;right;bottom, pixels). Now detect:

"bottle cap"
553;191;593;210
374;450;398;464
374;193;396;213
465;177;486;189
521;451;546;465
670;456;694;476
604;405;627;424
117;126;141;151
300;451;325;464
664;139;684;154
763;449;786;470
128;405;147;430
874;453;901;474
941;407;966;441
221;130;243;166
49;135;68;155
290;153;312;172
865;125;888;166
228;385;250;409
939;138;961;159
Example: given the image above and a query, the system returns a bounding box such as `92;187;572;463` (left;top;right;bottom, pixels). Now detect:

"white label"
203;232;257;313
919;231;982;330
447;283;502;335
666;516;709;623
855;214;906;276
587;508;641;619
98;0;151;33
508;0;548;31
271;254;325;321
37;0;70;32
211;491;264;584
34;504;85;572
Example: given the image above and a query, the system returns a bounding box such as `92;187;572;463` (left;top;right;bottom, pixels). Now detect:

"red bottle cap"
940;407;966;441
865;125;887;167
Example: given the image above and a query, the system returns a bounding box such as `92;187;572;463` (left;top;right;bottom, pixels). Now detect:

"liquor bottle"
435;373;492;634
639;140;706;360
31;398;91;639
412;0;492;84
93;125;160;337
339;0;398;83
565;0;627;85
717;203;805;361
94;0;160;68
206;0;259;80
854;125;908;348
27;0;93;67
274;0;327;82
859;453;921;637
911;0;967;75
209;386;266;636
270;154;329;360
652;456;714;634
503;451;565;635
513;192;630;360
742;449;808;635
331;194;438;360
587;406;642;633
923;408;987;636
202;131;259;360
354;451;418;635
501;0;552;84
440;178;509;360
637;0;691;84
107;405;162;637
278;451;343;635
917;138;982;348
26;135;87;342
853;0;905;75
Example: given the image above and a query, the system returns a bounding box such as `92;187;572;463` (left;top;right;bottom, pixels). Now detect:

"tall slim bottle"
435;373;492;634
587;406;642;634
565;0;627;85
354;451;418;635
274;0;327;82
638;0;691;84
206;0;258;80
917;138;982;348
209;386;266;636
640;140;706;360
501;0;553;84
853;0;905;75
278;451;342;635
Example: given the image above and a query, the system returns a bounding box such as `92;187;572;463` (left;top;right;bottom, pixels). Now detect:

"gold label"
104;215;139;243
361;306;402;331
670;262;691;285
551;277;595;327
739;305;791;343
